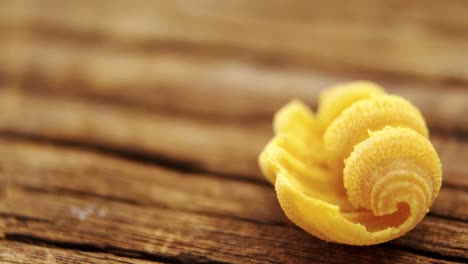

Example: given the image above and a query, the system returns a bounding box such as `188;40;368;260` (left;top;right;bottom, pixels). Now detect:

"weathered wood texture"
0;241;162;264
0;0;467;263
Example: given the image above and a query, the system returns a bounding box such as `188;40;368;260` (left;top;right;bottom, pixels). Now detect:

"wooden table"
1;1;467;263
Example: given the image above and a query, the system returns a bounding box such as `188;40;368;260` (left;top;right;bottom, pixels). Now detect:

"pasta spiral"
259;81;442;245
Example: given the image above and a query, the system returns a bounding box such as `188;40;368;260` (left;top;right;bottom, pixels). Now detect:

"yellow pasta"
259;81;442;245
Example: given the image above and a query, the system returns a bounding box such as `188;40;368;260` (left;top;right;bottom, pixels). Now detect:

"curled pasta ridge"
259;81;442;245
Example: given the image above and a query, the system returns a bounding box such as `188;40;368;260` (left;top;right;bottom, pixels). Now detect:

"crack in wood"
439;182;468;192
1;131;466;194
0;213;53;224
12;133;265;185
0;131;267;186
15;185;145;207
427;212;468;223
0;130;201;174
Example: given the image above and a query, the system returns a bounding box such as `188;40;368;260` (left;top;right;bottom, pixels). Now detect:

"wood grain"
1;186;463;264
1;138;467;262
1;37;467;134
1;0;467;262
0;89;467;188
1;241;162;264
1;138;466;225
2;0;468;82
0;88;270;181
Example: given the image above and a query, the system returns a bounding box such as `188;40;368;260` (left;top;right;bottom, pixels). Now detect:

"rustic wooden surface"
1;0;467;263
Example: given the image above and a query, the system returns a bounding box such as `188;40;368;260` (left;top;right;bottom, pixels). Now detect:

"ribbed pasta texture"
259;81;442;245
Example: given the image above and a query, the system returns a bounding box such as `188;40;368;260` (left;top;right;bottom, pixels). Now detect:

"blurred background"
1;0;467;177
1;0;467;263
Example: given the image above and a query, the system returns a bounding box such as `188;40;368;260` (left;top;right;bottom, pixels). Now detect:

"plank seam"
0;131;267;186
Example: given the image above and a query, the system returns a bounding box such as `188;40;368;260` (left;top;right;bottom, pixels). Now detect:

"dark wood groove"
440;182;468;192
426;212;468;225
0;130;268;186
386;244;467;264
3;130;467;196
15;184;145;208
0;213;53;224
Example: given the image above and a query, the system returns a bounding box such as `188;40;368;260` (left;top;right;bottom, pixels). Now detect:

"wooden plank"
0;220;5;239
0;1;466;262
1;186;463;264
395;218;468;260
2;138;466;224
0;241;162;264
431;136;468;189
0;167;8;239
432;187;468;221
2;0;468;83
1;138;287;225
0;88;269;181
0;89;466;188
1;138;467;259
0;38;467;134
0;38;321;121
